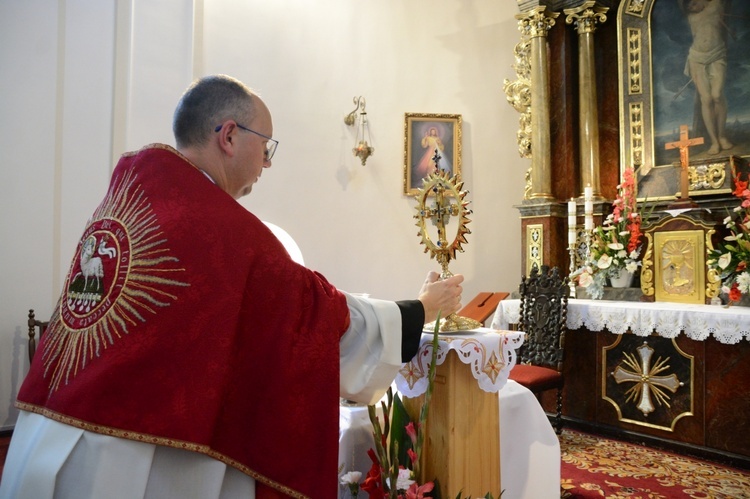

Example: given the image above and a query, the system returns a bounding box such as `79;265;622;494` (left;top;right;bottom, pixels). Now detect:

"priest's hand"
418;271;463;323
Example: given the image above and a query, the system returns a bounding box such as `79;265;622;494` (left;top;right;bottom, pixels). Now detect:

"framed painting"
403;113;462;196
617;0;750;201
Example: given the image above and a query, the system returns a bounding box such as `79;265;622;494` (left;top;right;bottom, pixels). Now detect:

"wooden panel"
554;328;598;421
458;291;509;324
520;215;571;277
404;351;501;497
559;326;750;465
596;333;705;445
705;338;750;458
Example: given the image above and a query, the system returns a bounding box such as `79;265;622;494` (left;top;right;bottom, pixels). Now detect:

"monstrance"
413;156;481;332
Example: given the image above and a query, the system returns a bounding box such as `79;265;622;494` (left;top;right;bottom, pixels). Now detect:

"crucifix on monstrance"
413;150;481;332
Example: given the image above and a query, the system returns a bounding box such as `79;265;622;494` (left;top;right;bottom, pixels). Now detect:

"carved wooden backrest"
28;309;49;363
518;265;569;372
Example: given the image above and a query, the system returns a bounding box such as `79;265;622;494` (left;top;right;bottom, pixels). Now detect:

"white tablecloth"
395;328;525;397
492;298;750;344
337;380;560;499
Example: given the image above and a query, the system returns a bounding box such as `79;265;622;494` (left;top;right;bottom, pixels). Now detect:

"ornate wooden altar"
500;0;750;468
494;299;750;468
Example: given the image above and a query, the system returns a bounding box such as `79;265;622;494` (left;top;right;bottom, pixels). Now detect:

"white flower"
737;272;750;294
721;284;731;294
625;261;639;273
618;230;630;237
597;254;613;269
616;249;627;259
607;242;624;251
340;471;362;485
628;249;641;260
579;271;594;287
718;253;732;270
388;468;415;491
724;215;733;225
725;235;738;241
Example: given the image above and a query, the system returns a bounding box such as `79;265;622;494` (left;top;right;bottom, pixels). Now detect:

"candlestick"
568;243;577;299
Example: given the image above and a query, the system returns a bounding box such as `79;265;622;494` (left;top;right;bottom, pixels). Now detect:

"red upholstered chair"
27;309;49;363
509;265;569;434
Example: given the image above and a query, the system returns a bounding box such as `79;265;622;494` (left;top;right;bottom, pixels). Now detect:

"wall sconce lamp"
344;96;374;166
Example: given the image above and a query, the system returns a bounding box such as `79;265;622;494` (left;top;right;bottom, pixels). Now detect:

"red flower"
361;448;385;498
738;261;747;273
729;282;742;303
733;178;748;197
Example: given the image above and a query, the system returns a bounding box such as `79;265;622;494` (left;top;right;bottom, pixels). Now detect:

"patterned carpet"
560;430;750;498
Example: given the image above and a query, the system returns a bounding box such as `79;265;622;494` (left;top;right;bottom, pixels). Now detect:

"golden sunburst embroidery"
42;167;189;391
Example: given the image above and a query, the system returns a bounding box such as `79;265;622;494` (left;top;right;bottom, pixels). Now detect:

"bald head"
173;75;259;149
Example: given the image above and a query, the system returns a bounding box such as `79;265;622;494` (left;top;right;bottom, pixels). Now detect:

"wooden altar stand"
403;349;501;497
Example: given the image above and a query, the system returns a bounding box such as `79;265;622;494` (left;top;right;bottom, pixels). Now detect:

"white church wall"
0;0;527;431
204;0;527;303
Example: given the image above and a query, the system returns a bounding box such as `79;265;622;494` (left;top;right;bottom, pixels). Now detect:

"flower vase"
609;269;634;288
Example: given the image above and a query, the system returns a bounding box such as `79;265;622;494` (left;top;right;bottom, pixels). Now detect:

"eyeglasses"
214;122;279;161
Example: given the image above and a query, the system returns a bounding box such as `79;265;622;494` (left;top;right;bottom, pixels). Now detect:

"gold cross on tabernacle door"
664;125;703;205
612;342;683;417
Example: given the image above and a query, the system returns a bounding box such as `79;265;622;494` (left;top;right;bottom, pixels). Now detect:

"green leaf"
391;392;413;467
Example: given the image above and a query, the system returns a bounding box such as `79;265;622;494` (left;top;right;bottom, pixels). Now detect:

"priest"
0;75;463;499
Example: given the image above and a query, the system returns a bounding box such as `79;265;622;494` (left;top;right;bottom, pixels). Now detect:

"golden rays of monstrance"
413;168;480;332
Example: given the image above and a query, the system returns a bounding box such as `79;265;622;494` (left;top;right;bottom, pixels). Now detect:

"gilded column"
516;6;559;200
564;1;608;199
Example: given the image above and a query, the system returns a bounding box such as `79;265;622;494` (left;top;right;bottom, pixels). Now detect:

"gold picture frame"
616;0;750;201
403;113;462;196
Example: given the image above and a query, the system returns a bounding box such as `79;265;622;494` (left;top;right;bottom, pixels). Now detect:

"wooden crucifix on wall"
664;125;703;209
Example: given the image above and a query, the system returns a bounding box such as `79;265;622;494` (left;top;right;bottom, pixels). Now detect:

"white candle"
585;214;594;231
584;188;594;229
568;200;577;228
568;228;577;246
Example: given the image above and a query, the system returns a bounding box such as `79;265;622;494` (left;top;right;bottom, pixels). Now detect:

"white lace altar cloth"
395;328;525;397
491;299;750;345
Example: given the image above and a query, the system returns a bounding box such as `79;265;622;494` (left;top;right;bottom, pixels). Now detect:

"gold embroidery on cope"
43;167;189;391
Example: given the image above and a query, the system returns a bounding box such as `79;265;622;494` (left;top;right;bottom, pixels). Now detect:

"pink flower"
404;482;435;499
405;422;418;444
578;271;594;288
407;448;418;465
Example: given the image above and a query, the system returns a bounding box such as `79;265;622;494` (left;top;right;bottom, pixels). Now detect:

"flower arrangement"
708;176;750;304
573;167;645;299
358;316;441;499
340;314;501;498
